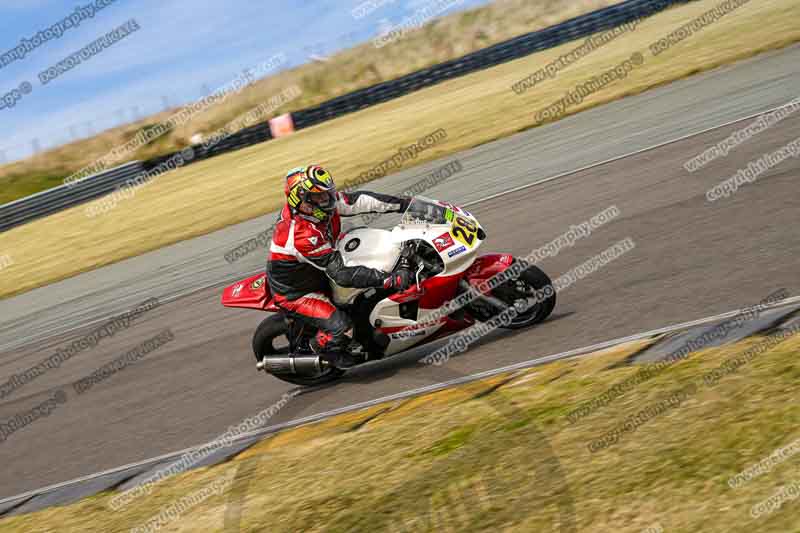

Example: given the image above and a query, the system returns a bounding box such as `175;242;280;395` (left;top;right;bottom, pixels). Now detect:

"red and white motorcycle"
222;197;555;386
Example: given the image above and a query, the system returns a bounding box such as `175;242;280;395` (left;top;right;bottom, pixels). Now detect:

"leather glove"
396;254;412;271
383;268;414;291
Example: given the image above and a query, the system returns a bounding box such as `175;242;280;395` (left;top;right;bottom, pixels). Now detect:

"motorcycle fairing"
462;254;516;292
221;273;280;311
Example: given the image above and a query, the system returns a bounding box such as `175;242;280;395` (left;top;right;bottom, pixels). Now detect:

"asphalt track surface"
0;44;798;500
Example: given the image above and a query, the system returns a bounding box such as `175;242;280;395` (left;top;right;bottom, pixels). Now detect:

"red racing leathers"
267;191;409;354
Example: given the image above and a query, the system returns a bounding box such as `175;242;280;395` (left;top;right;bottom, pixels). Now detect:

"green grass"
3;334;800;531
423;425;477;457
0;171;70;205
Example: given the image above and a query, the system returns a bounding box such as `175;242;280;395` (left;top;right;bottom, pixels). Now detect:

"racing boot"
311;331;360;369
287;318;314;355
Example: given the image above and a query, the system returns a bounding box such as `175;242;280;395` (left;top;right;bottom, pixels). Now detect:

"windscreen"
400;197;451;226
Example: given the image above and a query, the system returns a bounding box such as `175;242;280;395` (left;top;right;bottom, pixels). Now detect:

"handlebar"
416;255;438;274
396;240;445;292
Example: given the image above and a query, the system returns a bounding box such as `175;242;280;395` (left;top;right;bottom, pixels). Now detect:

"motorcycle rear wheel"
252;314;345;387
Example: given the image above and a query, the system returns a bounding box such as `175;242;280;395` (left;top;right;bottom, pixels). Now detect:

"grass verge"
0;0;626;204
2;330;799;531
1;0;799;299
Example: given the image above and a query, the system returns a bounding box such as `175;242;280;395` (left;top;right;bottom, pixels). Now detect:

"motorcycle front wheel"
494;262;557;329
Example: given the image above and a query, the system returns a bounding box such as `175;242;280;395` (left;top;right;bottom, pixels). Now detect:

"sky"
0;0;492;163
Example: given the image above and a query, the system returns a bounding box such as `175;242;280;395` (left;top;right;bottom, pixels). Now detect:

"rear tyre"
496;262;556;329
252;314;345;387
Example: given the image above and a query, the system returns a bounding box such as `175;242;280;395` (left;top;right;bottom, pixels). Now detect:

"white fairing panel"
331;228;402;305
390;223;482;276
330;198;485;355
369;299;447;355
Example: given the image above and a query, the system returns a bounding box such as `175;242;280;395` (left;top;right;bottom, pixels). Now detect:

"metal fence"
291;0;692;129
0;0;692;233
0;162;143;232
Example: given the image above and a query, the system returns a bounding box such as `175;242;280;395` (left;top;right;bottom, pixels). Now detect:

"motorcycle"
221;197;556;386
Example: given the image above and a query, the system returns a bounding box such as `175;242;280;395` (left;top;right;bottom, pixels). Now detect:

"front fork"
459;279;512;321
459;253;520;321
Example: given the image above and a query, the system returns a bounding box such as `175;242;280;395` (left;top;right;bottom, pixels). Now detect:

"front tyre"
252;314;344;387
495;262;556;329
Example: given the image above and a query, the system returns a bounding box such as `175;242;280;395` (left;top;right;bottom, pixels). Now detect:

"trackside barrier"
0;162;143;232
0;0;692;233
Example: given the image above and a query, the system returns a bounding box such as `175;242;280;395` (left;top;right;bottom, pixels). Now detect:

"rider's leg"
274;293;355;366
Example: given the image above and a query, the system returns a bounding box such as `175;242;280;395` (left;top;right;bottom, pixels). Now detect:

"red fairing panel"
221;273;280;311
425;316;476;341
419;274;462;309
382;273;475;343
387;255;514;312
463;254;515;293
389;273;462;309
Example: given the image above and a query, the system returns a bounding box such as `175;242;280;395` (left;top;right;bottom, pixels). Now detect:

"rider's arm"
295;226;387;288
322;252;388;288
336;191;410;217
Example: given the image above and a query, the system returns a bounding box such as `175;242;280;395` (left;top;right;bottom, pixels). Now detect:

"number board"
448;210;479;248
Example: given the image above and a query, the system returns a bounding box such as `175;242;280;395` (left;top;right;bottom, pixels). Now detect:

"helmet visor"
307;191;334;209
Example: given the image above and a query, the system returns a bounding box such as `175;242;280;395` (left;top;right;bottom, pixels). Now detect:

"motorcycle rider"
267;165;414;368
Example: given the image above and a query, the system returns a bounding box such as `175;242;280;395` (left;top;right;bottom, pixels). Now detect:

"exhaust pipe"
257;355;326;376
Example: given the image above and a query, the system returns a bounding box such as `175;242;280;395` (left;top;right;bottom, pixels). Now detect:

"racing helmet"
284;165;337;222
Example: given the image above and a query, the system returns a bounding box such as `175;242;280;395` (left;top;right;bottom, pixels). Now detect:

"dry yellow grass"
1;0;798;299
2;332;798;532
0;0;625;203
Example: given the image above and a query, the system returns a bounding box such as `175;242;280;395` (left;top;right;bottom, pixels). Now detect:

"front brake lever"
415;262;425;293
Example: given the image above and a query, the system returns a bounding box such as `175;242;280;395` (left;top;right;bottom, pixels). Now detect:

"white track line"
4;99;794;354
2;100;793;354
2;295;798;508
464;99;800;207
